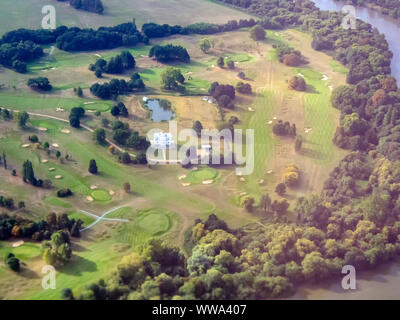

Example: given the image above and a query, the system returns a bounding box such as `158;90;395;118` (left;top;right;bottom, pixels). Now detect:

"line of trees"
90;73;145;100
149;44;190;63
89;51;135;76
56;0;104;14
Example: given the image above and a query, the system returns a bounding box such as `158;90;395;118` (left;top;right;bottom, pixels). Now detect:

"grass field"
0;0;252;37
44;196;73;209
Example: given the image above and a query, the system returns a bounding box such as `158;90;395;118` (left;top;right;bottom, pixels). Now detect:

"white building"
152;132;175;149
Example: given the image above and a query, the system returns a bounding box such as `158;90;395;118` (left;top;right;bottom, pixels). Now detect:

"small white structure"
152;132;175;149
143;96;149;102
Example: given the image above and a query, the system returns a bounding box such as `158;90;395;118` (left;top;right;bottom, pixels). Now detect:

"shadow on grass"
60;255;97;276
20;267;40;279
297;147;324;160
305;84;319;94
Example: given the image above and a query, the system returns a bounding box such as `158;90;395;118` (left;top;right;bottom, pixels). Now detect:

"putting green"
91;189;112;201
137;210;172;236
183;167;218;184
82;102;111;112
0;241;41;261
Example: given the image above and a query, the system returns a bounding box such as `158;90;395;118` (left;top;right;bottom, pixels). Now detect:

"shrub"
57;189;73;198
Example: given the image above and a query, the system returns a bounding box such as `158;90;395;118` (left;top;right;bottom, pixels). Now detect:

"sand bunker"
56;107;64;112
95;54;102;58
259;179;265;184
239;192;247;196
12;240;24;248
61;129;70;134
322;75;329;81
267;170;273;174
248;107;254;112
41;159;49;163
304;127;313;134
90;185;98;190
21;144;30;148
109;190;115;195
178;175;187;180
87;196;94;202
181;182;191;187
267;120;273;125
202;180;214;185
55;175;63;179
52;143;59;148
38;127;48;131
49;168;55;171
239;177;246;182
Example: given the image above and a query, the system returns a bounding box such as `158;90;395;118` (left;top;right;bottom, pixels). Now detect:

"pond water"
146;99;175;122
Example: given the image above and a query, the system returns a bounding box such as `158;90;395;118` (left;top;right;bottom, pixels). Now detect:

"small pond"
146;99;175;122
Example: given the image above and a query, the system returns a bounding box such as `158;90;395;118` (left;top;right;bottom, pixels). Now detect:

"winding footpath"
79;206;130;232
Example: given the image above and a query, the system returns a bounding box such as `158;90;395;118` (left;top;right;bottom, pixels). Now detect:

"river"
312;0;400;82
287;0;400;299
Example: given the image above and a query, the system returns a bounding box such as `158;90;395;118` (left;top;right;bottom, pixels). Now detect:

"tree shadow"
298;147;323;160
305;84;319;94
20;266;40;279
60;255;97;276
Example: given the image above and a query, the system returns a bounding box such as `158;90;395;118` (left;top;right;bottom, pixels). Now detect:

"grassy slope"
0;0;252;36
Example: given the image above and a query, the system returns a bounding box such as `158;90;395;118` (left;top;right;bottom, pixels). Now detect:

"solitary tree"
22;160;37;185
199;38;211;53
161;67;185;92
17;111;29;128
275;182;286;196
88;159;98;174
242;196;255;212
250;25;266;41
193;120;203;137
260;193;272;213
2;152;6;169
5;253;20;272
123;182;131;193
295;135;303;152
217;57;225;68
93;128;106;145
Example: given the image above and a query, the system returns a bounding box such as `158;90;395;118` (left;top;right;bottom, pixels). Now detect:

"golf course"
0;0;374;300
